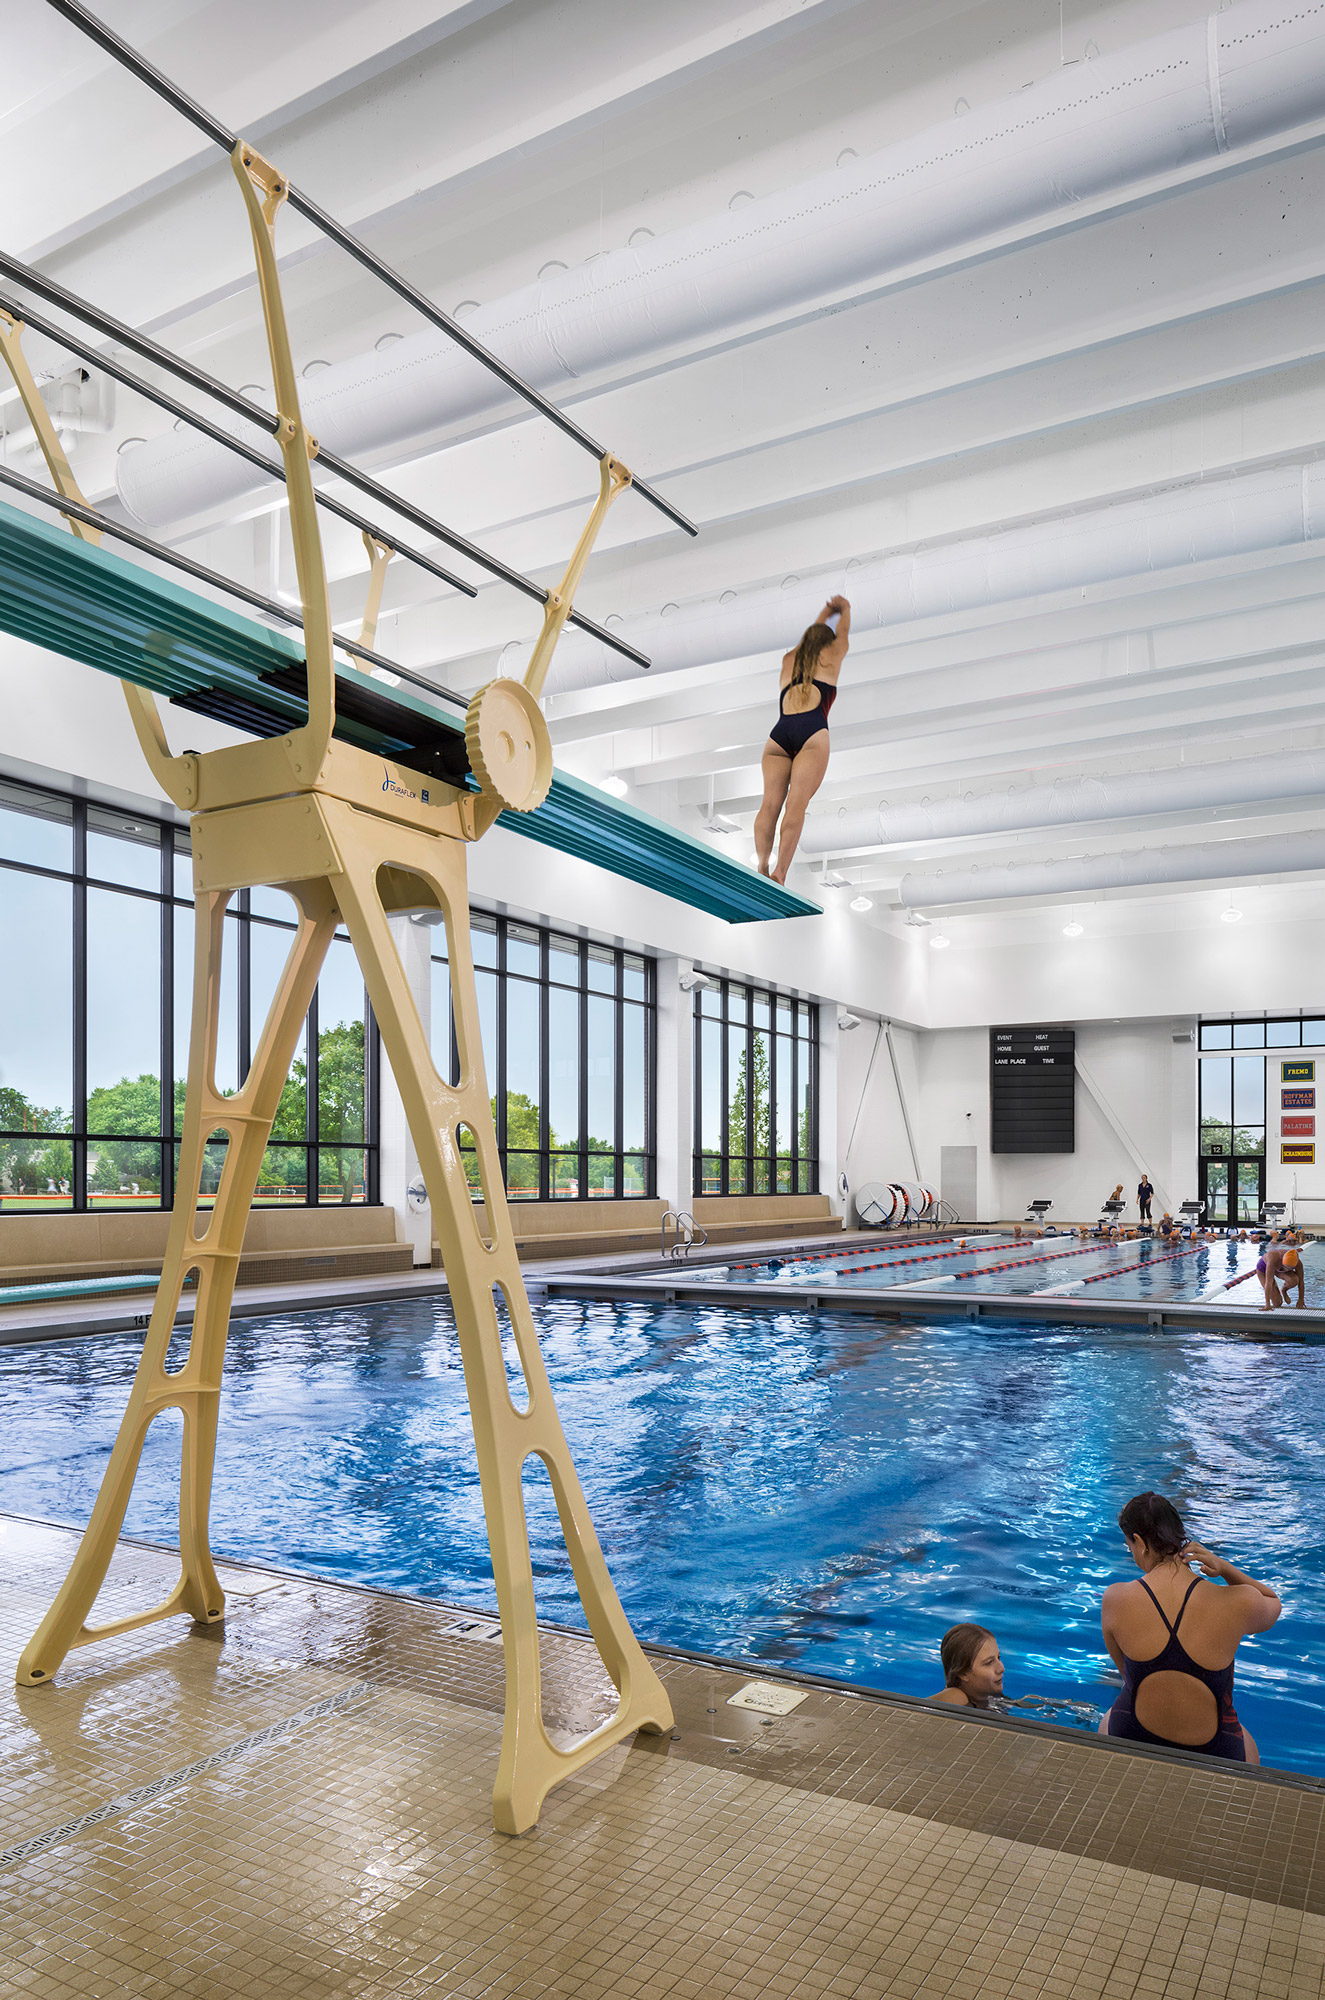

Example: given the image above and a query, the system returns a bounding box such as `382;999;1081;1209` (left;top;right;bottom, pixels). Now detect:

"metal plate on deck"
727;1680;809;1715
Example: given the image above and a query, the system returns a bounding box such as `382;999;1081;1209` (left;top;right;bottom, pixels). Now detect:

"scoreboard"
990;1026;1075;1154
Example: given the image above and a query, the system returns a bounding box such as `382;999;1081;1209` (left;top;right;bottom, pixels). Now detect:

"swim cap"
1285;1249;1300;1269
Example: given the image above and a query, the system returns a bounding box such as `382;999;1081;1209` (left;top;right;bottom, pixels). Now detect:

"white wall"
838;1016;1198;1224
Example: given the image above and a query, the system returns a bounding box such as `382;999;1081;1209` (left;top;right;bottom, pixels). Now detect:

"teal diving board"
0;495;819;925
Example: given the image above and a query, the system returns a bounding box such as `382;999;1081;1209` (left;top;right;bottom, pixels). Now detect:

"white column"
654;956;693;1213
379;913;434;1266
818;1010;841;1212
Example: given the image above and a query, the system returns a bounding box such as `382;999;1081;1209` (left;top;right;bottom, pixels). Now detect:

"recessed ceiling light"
1062;920;1084;938
1221;906;1243;924
849;894;873;912
929;933;951;950
599;775;628;797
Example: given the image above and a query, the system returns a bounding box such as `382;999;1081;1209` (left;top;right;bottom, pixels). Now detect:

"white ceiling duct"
117;0;1325;533
519;458;1324;694
900;830;1325;908
800;746;1325;857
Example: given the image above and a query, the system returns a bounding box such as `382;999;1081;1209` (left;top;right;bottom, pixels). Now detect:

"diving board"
0;493;818;926
2;17;816;1848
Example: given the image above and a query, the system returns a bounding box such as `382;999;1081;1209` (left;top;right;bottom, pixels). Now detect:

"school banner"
1282;1143;1316;1164
1282;1087;1316;1110
1281;1114;1316;1138
1282;1059;1316;1083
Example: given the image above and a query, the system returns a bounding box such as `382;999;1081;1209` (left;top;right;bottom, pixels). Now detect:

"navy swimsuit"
1107;1576;1246;1760
770;678;836;758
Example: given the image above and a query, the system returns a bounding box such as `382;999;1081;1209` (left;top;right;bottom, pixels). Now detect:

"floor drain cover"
213;1571;286;1598
727;1680;808;1716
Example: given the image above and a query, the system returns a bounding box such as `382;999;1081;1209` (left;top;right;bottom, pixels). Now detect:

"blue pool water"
3;1299;1323;1775
693;1234;1325;1304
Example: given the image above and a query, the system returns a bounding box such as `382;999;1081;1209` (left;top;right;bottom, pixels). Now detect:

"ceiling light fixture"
849;894;873;913
929;932;951;950
598;775;628;798
1062;920;1084;938
1221;905;1244;924
904;911;930;929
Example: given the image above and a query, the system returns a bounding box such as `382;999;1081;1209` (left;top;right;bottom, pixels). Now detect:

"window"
0;778;378;1213
1198;1054;1264;1161
1201;1014;1325;1050
693;979;817;1197
429;915;654;1201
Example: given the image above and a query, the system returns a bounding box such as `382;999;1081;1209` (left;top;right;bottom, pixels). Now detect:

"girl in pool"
1098;1492;1279;1762
930;1624;1004;1708
753;595;850;882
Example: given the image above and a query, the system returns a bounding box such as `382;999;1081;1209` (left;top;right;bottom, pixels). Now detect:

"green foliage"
0;1085;71;1195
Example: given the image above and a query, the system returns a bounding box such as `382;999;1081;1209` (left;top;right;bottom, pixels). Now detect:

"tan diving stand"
4;137;674;1835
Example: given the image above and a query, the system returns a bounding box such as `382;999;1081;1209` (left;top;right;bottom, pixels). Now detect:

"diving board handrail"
43;0;697;542
0;254;649;675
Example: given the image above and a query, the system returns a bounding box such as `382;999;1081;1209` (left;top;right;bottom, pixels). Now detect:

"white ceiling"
6;0;1325;954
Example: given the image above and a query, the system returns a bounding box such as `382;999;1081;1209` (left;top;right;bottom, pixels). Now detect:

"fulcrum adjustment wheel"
464;679;553;813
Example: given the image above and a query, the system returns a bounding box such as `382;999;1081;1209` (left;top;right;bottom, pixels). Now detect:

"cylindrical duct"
117;1;1325;533
527;460;1323;693
900;829;1325;907
799;745;1325;857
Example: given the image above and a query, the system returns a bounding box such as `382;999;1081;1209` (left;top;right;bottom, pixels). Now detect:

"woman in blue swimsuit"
754;595;850;882
1098;1491;1280;1763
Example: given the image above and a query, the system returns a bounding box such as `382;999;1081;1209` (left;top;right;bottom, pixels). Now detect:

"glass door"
1201;1157;1231;1226
1235;1158;1264;1225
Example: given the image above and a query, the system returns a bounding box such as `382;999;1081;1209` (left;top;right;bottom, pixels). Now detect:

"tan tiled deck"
2;1515;1322;1998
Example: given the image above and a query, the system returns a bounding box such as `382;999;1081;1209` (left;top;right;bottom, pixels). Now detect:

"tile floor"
1;1515;1322;1998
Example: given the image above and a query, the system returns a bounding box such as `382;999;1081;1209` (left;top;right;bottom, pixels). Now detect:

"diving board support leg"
324;798;674;1834
15;881;338;1687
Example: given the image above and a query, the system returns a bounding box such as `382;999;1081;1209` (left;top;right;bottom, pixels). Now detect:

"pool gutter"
539;1273;1325;1339
12;1511;1319;1798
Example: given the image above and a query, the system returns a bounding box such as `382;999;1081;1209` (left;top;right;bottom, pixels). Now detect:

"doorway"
1200;1155;1264;1226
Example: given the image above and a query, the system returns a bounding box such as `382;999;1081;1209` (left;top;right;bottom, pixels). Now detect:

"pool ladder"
661;1209;708;1260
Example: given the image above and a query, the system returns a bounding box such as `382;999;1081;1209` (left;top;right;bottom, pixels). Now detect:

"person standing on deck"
1137;1174;1154;1225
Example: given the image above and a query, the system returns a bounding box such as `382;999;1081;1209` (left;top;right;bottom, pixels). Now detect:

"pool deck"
7;1228;1323;1345
3;1513;1324;1999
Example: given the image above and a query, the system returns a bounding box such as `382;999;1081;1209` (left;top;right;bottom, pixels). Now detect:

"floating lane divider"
887;1239;1175;1286
1072;1241;1212;1287
720;1224;1012;1272
747;1237;1133;1285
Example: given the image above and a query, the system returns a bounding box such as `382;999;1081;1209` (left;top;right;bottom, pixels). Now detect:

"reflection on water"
696;1235;1325;1305
1;1300;1321;1774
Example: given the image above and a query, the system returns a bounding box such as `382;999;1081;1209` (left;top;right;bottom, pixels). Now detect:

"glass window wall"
430;916;654;1201
693;979;817;1197
0;777;377;1214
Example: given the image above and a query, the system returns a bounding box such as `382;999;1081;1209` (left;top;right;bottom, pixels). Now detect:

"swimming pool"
3;1299;1322;1775
688;1234;1325;1305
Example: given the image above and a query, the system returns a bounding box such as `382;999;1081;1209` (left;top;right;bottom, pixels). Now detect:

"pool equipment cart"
2;6;807;1833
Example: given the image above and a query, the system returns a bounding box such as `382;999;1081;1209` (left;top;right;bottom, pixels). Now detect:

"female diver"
754;595;850;882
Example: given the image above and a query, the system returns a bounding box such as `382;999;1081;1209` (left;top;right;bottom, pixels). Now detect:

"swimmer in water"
754;595;850;882
929;1624;1004;1709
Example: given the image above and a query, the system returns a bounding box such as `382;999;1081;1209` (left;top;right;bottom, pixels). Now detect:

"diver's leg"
772;733;830;882
754;741;792;876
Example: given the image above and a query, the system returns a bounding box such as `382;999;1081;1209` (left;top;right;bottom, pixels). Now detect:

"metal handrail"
660;1210;709;1260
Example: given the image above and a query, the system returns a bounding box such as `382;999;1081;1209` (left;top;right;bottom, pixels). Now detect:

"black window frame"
430;913;656;1202
0;775;380;1216
692;978;818;1198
